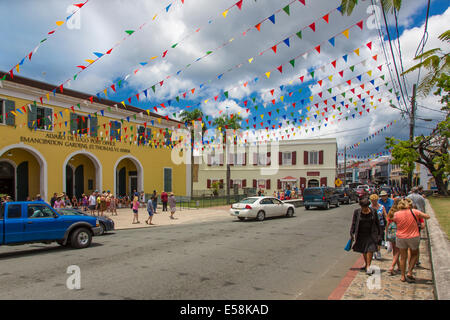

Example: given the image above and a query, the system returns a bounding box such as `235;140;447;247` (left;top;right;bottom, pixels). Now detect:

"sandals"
406;275;416;281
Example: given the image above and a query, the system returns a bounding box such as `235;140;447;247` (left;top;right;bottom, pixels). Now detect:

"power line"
379;0;410;113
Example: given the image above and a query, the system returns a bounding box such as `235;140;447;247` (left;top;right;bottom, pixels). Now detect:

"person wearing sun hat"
378;190;394;215
168;192;176;219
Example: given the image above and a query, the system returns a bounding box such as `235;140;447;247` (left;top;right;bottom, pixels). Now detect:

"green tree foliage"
340;0;401;16
402;30;450;97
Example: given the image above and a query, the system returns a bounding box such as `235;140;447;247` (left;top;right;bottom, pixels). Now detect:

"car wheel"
336;201;340;208
70;228;92;249
98;223;105;236
256;211;265;221
305;205;310;210
286;208;294;217
324;202;330;210
238;217;245;221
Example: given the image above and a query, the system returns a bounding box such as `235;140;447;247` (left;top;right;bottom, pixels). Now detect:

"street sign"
335;178;343;187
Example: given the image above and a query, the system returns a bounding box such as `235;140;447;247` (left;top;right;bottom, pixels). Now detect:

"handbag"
409;209;421;232
344;238;353;251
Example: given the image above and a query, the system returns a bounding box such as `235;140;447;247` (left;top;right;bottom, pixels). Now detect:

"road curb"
328;256;364;300
425;199;450;300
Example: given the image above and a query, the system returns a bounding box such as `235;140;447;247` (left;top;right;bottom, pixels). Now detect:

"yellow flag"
306;117;310;121
222;10;229;18
280;96;284;102
85;59;95;64
103;88;107;97
152;14;157;20
342;29;349;39
316;110;320;115
248;58;254;63
260;114;264;119
151;56;158;60
16;64;19;73
158;118;161;123
204;99;209;104
309;96;314;102
121;101;126;108
265;72;271;79
46;93;50;101
354;101;358;106
146;109;150;116
56;21;64;26
306;106;310;111
328;75;333;82
374;106;377;109
367;70;372;77
354;48;360;56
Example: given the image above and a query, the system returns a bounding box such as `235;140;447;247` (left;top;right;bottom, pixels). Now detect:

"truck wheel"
70;228;92;249
324;202;330;210
336;201;340;208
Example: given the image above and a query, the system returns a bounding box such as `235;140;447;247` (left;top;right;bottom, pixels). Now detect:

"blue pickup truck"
0;201;101;249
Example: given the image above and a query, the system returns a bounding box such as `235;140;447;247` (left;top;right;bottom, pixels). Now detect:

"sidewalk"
101;205;231;230
334;229;435;300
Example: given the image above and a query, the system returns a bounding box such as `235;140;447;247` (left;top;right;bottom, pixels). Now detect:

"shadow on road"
0;242;103;260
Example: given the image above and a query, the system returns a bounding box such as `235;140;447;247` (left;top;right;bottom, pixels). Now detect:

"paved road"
0;204;360;299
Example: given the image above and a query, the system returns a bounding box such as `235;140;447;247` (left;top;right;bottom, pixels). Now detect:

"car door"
271;198;285;216
24;203;66;241
259;198;275;217
3;203;25;244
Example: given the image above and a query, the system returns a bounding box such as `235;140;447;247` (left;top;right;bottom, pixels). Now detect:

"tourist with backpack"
386;198;401;275
369;194;387;260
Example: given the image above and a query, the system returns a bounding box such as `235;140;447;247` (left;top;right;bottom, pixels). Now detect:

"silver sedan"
230;197;295;221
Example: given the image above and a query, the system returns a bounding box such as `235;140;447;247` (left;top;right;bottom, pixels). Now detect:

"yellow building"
0;73;186;201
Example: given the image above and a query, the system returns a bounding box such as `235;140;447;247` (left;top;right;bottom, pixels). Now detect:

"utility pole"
344;146;347;187
407;84;417;191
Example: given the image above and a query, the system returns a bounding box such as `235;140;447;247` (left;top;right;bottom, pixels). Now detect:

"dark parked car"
303;187;340;210
335;187;359;204
57;208;114;235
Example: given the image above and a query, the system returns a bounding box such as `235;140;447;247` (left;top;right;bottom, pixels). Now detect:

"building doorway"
0;161;15;199
308;179;319;187
64;152;100;199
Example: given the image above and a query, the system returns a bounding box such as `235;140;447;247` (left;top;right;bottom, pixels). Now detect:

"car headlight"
96;219;100;227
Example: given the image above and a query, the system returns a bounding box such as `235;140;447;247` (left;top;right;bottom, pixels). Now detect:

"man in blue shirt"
378;190;394;214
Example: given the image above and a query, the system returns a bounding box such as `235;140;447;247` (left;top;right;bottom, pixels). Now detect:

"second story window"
28;105;52;130
110;121;122;140
309;151;319;164
283;152;292;165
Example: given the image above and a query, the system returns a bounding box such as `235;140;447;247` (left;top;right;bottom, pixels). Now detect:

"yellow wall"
0;93;186;201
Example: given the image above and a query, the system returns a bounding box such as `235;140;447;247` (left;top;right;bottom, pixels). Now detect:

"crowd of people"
349;186;430;283
1;189;178;226
256;185;300;200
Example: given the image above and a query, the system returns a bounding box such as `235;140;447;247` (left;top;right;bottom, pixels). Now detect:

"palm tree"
340;0;401;16
180;109;204;198
402;30;450;96
213;114;243;202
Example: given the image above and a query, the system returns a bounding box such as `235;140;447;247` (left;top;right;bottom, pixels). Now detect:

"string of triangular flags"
0;1;89;82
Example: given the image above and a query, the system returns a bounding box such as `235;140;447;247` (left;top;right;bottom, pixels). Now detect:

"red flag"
331;60;337;68
299;0;305;5
378;65;383;71
77;65;86;70
323;14;329;23
372;54;378;61
40;97;43;105
111;84;116;92
309;22;315;32
89;96;93;103
28;52;33;60
162;50;168;58
339;70;344;77
59;84;63;93
255;23;262;31
299;76;304;83
366;41;372;50
277;65;283;73
347;80;352;85
236;0;243;10
106;48;113;54
271;45;277;53
356;20;364;30
73;3;85;8
315;45;320;53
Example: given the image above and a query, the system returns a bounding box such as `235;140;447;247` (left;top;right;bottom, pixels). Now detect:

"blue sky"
0;0;448;158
